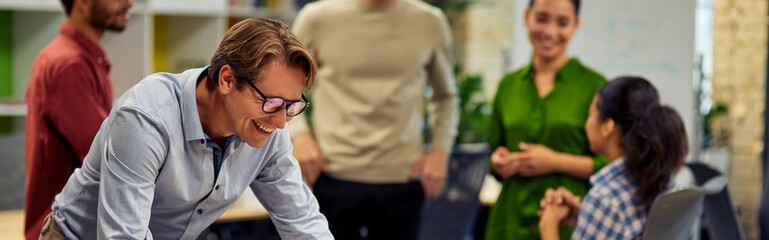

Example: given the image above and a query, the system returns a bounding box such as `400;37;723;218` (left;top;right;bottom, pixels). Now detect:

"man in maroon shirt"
24;0;133;239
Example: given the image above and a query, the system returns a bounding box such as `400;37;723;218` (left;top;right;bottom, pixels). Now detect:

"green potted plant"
699;103;730;175
455;74;491;145
703;104;729;149
447;73;491;202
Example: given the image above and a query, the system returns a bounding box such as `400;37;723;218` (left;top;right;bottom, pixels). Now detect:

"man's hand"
291;133;326;188
409;148;449;198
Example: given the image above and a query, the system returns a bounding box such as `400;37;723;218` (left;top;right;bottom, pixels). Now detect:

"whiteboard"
511;0;698;155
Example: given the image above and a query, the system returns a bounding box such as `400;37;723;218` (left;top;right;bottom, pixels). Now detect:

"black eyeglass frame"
244;80;310;117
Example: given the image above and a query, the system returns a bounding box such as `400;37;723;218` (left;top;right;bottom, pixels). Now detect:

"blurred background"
0;0;766;239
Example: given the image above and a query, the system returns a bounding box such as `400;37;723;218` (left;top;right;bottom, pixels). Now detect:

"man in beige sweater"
288;0;459;238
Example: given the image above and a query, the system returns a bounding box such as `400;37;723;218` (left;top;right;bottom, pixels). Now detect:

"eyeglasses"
245;80;310;117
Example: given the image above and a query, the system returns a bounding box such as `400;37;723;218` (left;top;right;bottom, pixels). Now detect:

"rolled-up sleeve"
250;130;333;239
97;107;167;240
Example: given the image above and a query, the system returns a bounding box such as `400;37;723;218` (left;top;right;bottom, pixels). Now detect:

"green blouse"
485;58;608;240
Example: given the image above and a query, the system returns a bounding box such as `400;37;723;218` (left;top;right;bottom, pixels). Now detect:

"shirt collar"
590;156;628;187
182;67;207;143
60;22;110;70
182;68;245;148
522;58;582;82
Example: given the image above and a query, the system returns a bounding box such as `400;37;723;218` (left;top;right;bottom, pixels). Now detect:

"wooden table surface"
216;190;269;223
0;191;269;239
0;181;499;239
0;209;23;240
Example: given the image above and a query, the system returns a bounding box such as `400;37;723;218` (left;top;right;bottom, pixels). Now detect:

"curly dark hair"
595;76;688;207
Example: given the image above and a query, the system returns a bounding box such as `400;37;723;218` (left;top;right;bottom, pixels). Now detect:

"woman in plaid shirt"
537;77;688;240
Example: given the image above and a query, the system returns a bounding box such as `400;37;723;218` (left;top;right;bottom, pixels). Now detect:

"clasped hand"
538;187;582;227
491;142;560;178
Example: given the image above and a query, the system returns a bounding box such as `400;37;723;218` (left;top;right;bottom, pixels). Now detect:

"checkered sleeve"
571;187;632;240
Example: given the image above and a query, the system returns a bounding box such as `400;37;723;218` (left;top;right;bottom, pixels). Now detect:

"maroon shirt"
24;22;113;240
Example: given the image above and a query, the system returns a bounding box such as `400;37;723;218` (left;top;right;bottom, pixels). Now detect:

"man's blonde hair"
208;18;317;90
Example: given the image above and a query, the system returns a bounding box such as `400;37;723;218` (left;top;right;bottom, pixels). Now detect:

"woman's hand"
538;187;582;227
538;202;570;240
512;142;561;177
491;146;519;178
493;143;593;179
540;202;571;224
491;144;560;178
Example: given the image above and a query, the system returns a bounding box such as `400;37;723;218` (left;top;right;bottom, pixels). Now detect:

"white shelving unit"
151;0;226;16
0;103;25;117
0;0;299;117
228;4;296;22
0;0;61;12
11;11;63;101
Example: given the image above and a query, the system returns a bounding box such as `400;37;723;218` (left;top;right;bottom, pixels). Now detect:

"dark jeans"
314;174;424;240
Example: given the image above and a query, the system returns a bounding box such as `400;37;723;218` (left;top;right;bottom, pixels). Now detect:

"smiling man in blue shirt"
37;18;333;240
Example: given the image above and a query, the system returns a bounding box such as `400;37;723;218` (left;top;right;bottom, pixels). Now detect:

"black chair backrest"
686;162;746;240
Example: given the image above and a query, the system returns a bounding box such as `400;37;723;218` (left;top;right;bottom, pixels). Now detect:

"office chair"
641;173;728;240
686;162;745;240
418;144;490;240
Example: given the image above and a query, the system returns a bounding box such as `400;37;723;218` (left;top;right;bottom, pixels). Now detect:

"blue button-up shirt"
571;157;648;240
51;67;332;240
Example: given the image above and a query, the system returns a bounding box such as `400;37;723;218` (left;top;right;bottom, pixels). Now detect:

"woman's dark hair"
60;0;74;16
595;76;688;207
528;0;581;17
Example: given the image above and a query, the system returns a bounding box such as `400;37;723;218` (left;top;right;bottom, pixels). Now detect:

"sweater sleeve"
424;9;459;152
286;5;317;139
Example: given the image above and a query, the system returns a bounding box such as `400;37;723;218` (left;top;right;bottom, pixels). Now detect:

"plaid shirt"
571;157;648;240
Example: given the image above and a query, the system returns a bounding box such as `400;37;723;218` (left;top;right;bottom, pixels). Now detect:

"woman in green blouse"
485;0;607;239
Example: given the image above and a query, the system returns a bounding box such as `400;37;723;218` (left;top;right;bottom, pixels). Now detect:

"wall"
712;0;767;239
509;0;698;158
462;0;514;100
